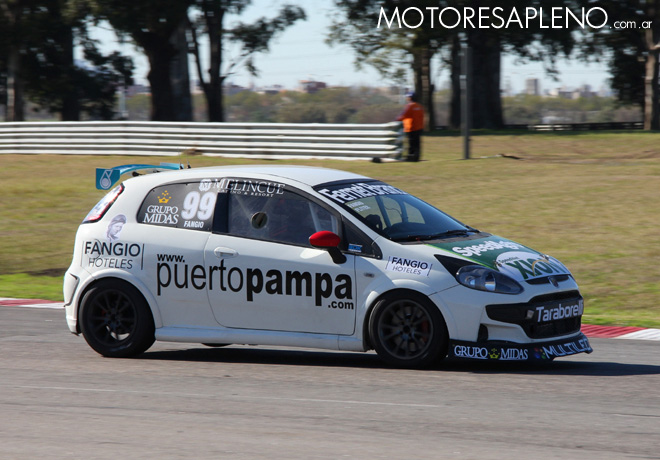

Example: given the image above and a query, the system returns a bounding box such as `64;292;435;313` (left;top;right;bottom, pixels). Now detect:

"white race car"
64;164;592;368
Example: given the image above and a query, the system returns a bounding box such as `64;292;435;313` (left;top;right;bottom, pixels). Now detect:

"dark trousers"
406;130;422;161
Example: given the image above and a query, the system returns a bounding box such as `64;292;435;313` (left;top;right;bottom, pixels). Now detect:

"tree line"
1;0;659;129
330;0;660;130
1;0;304;122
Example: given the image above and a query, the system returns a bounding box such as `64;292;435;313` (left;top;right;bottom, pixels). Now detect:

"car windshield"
315;180;473;242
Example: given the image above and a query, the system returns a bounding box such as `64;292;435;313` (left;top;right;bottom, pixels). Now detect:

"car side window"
226;188;339;247
138;182;217;231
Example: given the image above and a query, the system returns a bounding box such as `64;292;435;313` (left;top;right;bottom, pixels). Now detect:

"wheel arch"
362;287;451;351
75;274;162;334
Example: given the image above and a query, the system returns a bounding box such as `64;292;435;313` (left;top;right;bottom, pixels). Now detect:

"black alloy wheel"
80;279;155;358
369;291;448;368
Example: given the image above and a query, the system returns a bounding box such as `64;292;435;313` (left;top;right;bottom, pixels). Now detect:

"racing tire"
79;279;155;358
369;291;448;369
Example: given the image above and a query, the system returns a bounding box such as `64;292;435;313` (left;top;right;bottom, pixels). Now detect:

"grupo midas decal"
139;184;217;231
452;344;529;360
83;240;144;270
156;255;353;308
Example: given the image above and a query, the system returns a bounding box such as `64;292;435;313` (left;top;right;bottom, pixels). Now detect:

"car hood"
426;234;572;283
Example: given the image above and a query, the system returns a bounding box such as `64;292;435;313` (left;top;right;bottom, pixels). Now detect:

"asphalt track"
1;306;659;460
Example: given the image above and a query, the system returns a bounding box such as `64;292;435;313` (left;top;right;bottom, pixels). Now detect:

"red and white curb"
580;324;660;341
1;298;659;341
0;297;65;310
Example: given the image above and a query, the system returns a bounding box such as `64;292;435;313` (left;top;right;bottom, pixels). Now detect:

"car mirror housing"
309;231;346;264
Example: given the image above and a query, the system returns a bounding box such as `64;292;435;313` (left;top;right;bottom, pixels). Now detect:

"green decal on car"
429;235;571;281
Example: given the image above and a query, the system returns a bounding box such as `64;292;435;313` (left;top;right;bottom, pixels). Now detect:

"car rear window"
138;182;217;231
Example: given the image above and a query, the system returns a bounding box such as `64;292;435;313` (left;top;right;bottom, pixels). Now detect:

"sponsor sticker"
204;177;285;197
451;345;529;361
316;181;406;204
534;299;584;323
155;256;353;309
348;244;363;253
449;335;592;361
83;240;144;270
139;183;217;231
106;214;126;242
496;251;571;282
385;256;432;276
451;239;522;257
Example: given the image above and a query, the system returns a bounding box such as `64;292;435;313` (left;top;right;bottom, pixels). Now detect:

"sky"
90;0;612;94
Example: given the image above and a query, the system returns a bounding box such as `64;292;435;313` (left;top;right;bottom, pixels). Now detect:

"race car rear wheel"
80;279;155;358
369;291;448;368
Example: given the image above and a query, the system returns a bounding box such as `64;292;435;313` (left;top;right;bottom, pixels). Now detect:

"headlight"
456;265;523;295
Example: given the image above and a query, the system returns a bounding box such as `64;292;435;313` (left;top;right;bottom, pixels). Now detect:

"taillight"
83;184;124;223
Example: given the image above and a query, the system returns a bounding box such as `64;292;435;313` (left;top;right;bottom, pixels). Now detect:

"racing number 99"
181;191;216;221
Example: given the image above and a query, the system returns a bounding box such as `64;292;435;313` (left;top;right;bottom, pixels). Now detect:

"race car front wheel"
369;291;448;368
80;279;155;358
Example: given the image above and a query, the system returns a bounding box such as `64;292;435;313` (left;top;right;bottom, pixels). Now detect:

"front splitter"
449;332;593;361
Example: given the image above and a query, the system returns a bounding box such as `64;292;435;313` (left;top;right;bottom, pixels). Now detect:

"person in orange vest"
396;91;424;162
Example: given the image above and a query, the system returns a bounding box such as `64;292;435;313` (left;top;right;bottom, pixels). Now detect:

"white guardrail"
0;121;404;160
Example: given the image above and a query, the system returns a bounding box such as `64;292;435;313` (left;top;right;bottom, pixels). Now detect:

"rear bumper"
449;332;592;361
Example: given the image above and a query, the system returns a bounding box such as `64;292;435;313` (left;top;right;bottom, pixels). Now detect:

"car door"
137;181;217;327
204;179;357;335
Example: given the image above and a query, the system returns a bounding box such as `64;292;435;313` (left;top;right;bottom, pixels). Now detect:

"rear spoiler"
96;163;184;190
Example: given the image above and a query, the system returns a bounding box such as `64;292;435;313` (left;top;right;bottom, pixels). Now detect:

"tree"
187;0;305;122
22;0;134;120
88;0;194;121
331;0;581;130
643;1;660;130
583;1;660;130
0;0;30;121
329;0;443;130
0;0;135;121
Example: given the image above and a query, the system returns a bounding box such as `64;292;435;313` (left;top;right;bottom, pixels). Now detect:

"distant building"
525;78;540;96
548;84;597;99
575;84;596;99
224;83;248;96
549;87;576;99
257;85;284;95
300;80;327;94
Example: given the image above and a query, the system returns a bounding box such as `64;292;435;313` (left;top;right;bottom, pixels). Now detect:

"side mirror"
309;231;347;264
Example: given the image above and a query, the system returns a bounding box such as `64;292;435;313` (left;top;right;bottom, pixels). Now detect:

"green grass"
1;130;659;327
0;273;64;300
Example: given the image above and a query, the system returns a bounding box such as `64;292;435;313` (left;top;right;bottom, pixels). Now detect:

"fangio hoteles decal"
429;235;571;282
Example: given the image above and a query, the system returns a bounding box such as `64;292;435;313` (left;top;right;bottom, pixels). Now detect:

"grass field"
1;130;659;327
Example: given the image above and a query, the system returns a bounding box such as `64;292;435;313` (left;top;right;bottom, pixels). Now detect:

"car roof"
131;165;370;188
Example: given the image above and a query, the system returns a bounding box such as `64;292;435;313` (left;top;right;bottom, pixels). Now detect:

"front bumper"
449;332;593;361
